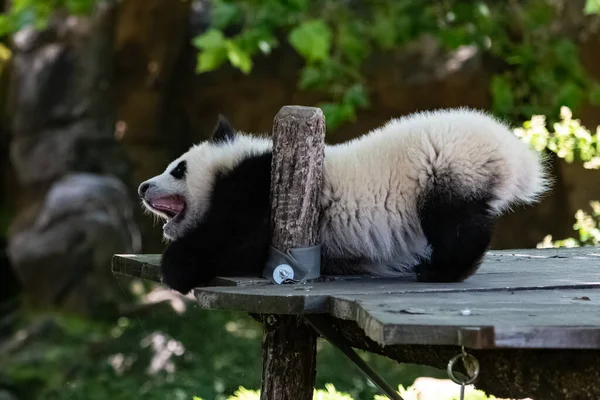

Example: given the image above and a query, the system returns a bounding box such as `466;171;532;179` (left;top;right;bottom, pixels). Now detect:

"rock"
8;173;140;315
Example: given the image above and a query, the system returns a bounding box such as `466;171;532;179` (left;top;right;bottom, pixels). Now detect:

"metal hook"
447;347;480;386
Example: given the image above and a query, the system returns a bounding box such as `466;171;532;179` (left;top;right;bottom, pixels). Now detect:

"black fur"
159;128;498;292
210;115;236;144
170;160;187;180
415;190;496;282
160;152;273;294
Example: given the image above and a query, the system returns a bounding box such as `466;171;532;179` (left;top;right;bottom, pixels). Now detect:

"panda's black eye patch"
170;160;187;180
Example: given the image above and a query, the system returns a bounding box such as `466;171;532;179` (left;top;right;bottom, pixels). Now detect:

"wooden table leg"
259;102;324;398
260;315;317;400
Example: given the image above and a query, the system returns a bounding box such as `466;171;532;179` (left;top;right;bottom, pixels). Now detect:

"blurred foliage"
193;0;600;130
0;0;599;131
1;280;443;400
516;107;600;248
538;201;600;248
0;0;95;37
514;106;600;167
586;0;600;15
192;382;499;400
375;383;499;400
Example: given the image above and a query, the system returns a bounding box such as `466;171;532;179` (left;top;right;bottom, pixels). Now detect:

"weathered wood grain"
269;106;325;251
330;288;600;348
194;266;600;315
195;284;600;349
111;246;600;283
111;245;600;347
332;317;600;400
259;106;325;400
111;254;270;286
112;254;162;282
110;223;600;398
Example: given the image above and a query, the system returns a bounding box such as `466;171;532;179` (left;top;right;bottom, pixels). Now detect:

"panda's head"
138;116;271;241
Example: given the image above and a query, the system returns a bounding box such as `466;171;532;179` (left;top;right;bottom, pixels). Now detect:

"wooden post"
260;106;325;400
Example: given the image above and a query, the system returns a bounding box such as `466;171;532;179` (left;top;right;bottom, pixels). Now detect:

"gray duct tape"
262;244;322;284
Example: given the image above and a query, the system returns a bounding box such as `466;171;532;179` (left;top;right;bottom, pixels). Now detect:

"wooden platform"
112;104;600;399
113;247;600;350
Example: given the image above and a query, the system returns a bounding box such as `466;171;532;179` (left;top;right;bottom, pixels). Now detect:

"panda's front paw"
160;253;197;295
160;266;196;295
160;238;216;295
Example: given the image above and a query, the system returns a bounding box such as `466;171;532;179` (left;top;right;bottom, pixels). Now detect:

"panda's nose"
138;182;152;198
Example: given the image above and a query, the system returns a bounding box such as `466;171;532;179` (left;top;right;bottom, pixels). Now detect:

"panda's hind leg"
415;191;496;282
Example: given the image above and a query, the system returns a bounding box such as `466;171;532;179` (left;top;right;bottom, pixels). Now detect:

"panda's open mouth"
146;195;186;220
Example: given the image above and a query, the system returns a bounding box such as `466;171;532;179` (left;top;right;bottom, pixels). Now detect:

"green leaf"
65;0;95;15
0;15;15;37
523;0;555;27
226;41;253;74
15;9;36;30
585;0;600;15
211;1;241;29
299;65;324;89
288;19;331;62
369;10;397;49
319;102;355;131
553;39;578;63
439;27;472;50
590;83;600;106
193;29;233;74
286;0;309;12
196;48;227;73
338;22;368;65
554;82;583;111
193;29;226;51
490;75;514;116
236;27;278;56
343;83;369;108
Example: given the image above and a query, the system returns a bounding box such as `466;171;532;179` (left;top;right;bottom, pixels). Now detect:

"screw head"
273;264;294;284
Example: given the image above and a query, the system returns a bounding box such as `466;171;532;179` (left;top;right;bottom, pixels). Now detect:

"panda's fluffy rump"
318;108;549;277
324;108;547;215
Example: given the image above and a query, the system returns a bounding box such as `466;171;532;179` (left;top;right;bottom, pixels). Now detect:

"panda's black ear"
210;114;236;144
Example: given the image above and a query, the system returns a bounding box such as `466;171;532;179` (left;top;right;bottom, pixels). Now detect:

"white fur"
141;134;271;240
141;108;549;273
319;108;549;274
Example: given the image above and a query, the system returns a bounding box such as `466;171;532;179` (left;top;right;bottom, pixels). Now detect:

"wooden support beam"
260;105;325;400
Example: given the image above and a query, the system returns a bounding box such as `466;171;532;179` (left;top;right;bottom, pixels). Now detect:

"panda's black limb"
415;188;496;283
160;151;273;295
160;147;498;293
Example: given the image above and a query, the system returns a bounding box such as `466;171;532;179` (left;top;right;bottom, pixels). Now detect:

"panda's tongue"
151;196;185;216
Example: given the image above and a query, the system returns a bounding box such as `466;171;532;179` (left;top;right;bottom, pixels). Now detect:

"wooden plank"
111;254;162;282
486;247;600;260
330;317;600;400
211;277;271;287
111;254;271;286
195;264;600;315
111;246;600;286
329;288;600;349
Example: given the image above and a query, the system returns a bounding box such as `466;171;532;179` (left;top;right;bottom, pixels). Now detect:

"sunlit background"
1;0;600;399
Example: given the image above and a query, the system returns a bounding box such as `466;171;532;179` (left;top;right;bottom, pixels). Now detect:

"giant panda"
138;108;550;294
